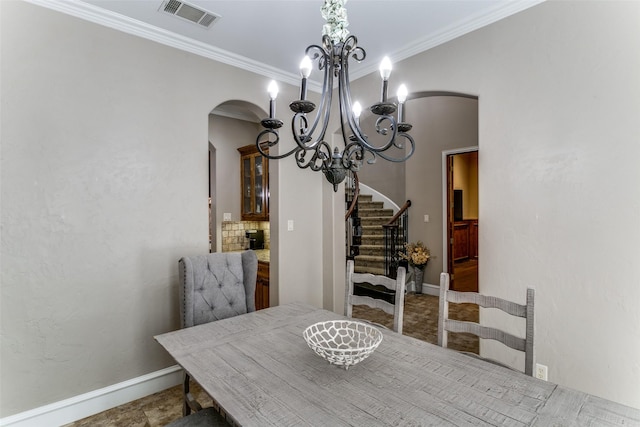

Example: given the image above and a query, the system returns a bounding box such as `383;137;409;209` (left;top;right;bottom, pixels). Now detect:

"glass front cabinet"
238;144;269;221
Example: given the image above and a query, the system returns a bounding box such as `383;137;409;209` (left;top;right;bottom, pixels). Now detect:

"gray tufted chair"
178;251;258;417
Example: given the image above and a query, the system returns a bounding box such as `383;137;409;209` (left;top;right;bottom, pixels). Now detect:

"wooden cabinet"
453;222;470;261
453;219;478;261
469;220;478;259
238;145;268;221
256;261;269;310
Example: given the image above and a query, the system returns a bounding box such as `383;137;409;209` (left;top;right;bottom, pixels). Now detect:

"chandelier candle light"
256;0;415;191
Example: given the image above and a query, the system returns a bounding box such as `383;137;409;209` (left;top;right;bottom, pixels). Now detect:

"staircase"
353;194;395;275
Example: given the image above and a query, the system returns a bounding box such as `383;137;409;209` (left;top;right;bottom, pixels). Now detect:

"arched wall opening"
208;100;276;308
350;92;478;288
326;91;478;315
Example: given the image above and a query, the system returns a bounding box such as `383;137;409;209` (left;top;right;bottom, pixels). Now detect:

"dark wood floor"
452;258;478;292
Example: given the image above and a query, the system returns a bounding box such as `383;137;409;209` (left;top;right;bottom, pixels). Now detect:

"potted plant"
399;241;431;294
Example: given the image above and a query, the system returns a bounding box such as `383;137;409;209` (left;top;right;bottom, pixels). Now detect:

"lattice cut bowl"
303;320;383;369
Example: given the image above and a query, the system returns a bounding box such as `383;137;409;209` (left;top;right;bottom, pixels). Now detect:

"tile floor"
62;382;210;427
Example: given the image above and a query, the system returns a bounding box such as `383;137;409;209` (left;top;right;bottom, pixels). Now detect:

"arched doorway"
208;100;273;310
208;100;266;252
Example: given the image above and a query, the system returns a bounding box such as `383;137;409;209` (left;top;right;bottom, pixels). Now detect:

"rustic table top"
155;302;640;426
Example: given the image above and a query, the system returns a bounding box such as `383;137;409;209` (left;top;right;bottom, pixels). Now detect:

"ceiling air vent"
159;0;220;29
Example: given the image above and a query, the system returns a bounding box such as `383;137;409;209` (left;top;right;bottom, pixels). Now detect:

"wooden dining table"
155;302;640;426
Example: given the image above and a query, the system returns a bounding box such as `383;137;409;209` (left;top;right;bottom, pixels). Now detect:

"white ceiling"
31;0;543;90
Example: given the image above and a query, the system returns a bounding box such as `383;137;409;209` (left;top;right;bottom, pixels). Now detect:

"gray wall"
0;0;324;417
341;0;640;409
2;0;640;418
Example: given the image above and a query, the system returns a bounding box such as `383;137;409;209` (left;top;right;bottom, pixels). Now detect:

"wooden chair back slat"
437;272;535;376
346;260;407;334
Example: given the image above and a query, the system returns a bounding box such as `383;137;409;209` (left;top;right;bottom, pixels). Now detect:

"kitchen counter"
226;249;269;264
253;249;269;264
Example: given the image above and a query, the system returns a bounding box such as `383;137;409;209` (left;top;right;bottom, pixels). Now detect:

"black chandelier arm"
342;141;366;169
306;42;329;70
342;111;401;155
291;113;316;149
320;35;333;57
305;42;332;114
337;45;367;147
315;58;334;144
338;88;356;145
368;132;416;163
294;142;332;172
337;38;392;154
372;114;399;149
341;35;365;63
256;129;302;160
290;41;335;152
290;95;331;151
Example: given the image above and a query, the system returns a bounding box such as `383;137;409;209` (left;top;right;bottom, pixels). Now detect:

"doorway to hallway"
445;149;478;292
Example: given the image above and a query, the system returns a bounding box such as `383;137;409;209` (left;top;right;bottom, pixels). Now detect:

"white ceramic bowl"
303;320;383;369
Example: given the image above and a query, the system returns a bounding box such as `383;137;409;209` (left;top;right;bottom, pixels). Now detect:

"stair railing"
345;171;360;221
383;199;411;278
345;171;361;260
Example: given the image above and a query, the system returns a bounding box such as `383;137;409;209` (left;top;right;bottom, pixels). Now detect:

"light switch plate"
287;220;294;231
223;213;231;221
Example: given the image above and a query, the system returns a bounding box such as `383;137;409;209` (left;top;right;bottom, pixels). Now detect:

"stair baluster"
345;171;361;259
383;200;412;278
345;177;411;302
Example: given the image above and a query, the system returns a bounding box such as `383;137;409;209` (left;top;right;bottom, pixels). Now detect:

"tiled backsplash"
221;221;270;252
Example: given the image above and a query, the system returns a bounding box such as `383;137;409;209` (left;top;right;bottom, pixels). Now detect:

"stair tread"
355;255;385;261
354;266;386;275
350;192;404;278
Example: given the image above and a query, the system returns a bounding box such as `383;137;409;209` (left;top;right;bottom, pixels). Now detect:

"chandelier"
256;0;414;191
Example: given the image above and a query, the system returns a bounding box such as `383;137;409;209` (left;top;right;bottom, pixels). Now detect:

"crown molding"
349;0;546;81
25;0;543;90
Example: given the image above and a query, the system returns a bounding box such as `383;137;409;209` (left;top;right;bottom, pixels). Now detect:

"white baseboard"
421;283;440;296
409;281;439;296
0;365;183;427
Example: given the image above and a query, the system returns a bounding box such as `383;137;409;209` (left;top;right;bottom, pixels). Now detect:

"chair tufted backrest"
179;251;257;328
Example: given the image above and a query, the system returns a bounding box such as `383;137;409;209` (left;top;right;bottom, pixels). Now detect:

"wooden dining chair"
345;260;407;334
178;251;258;417
437;272;535;376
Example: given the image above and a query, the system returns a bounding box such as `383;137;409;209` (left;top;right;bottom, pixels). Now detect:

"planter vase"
412;265;425;294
